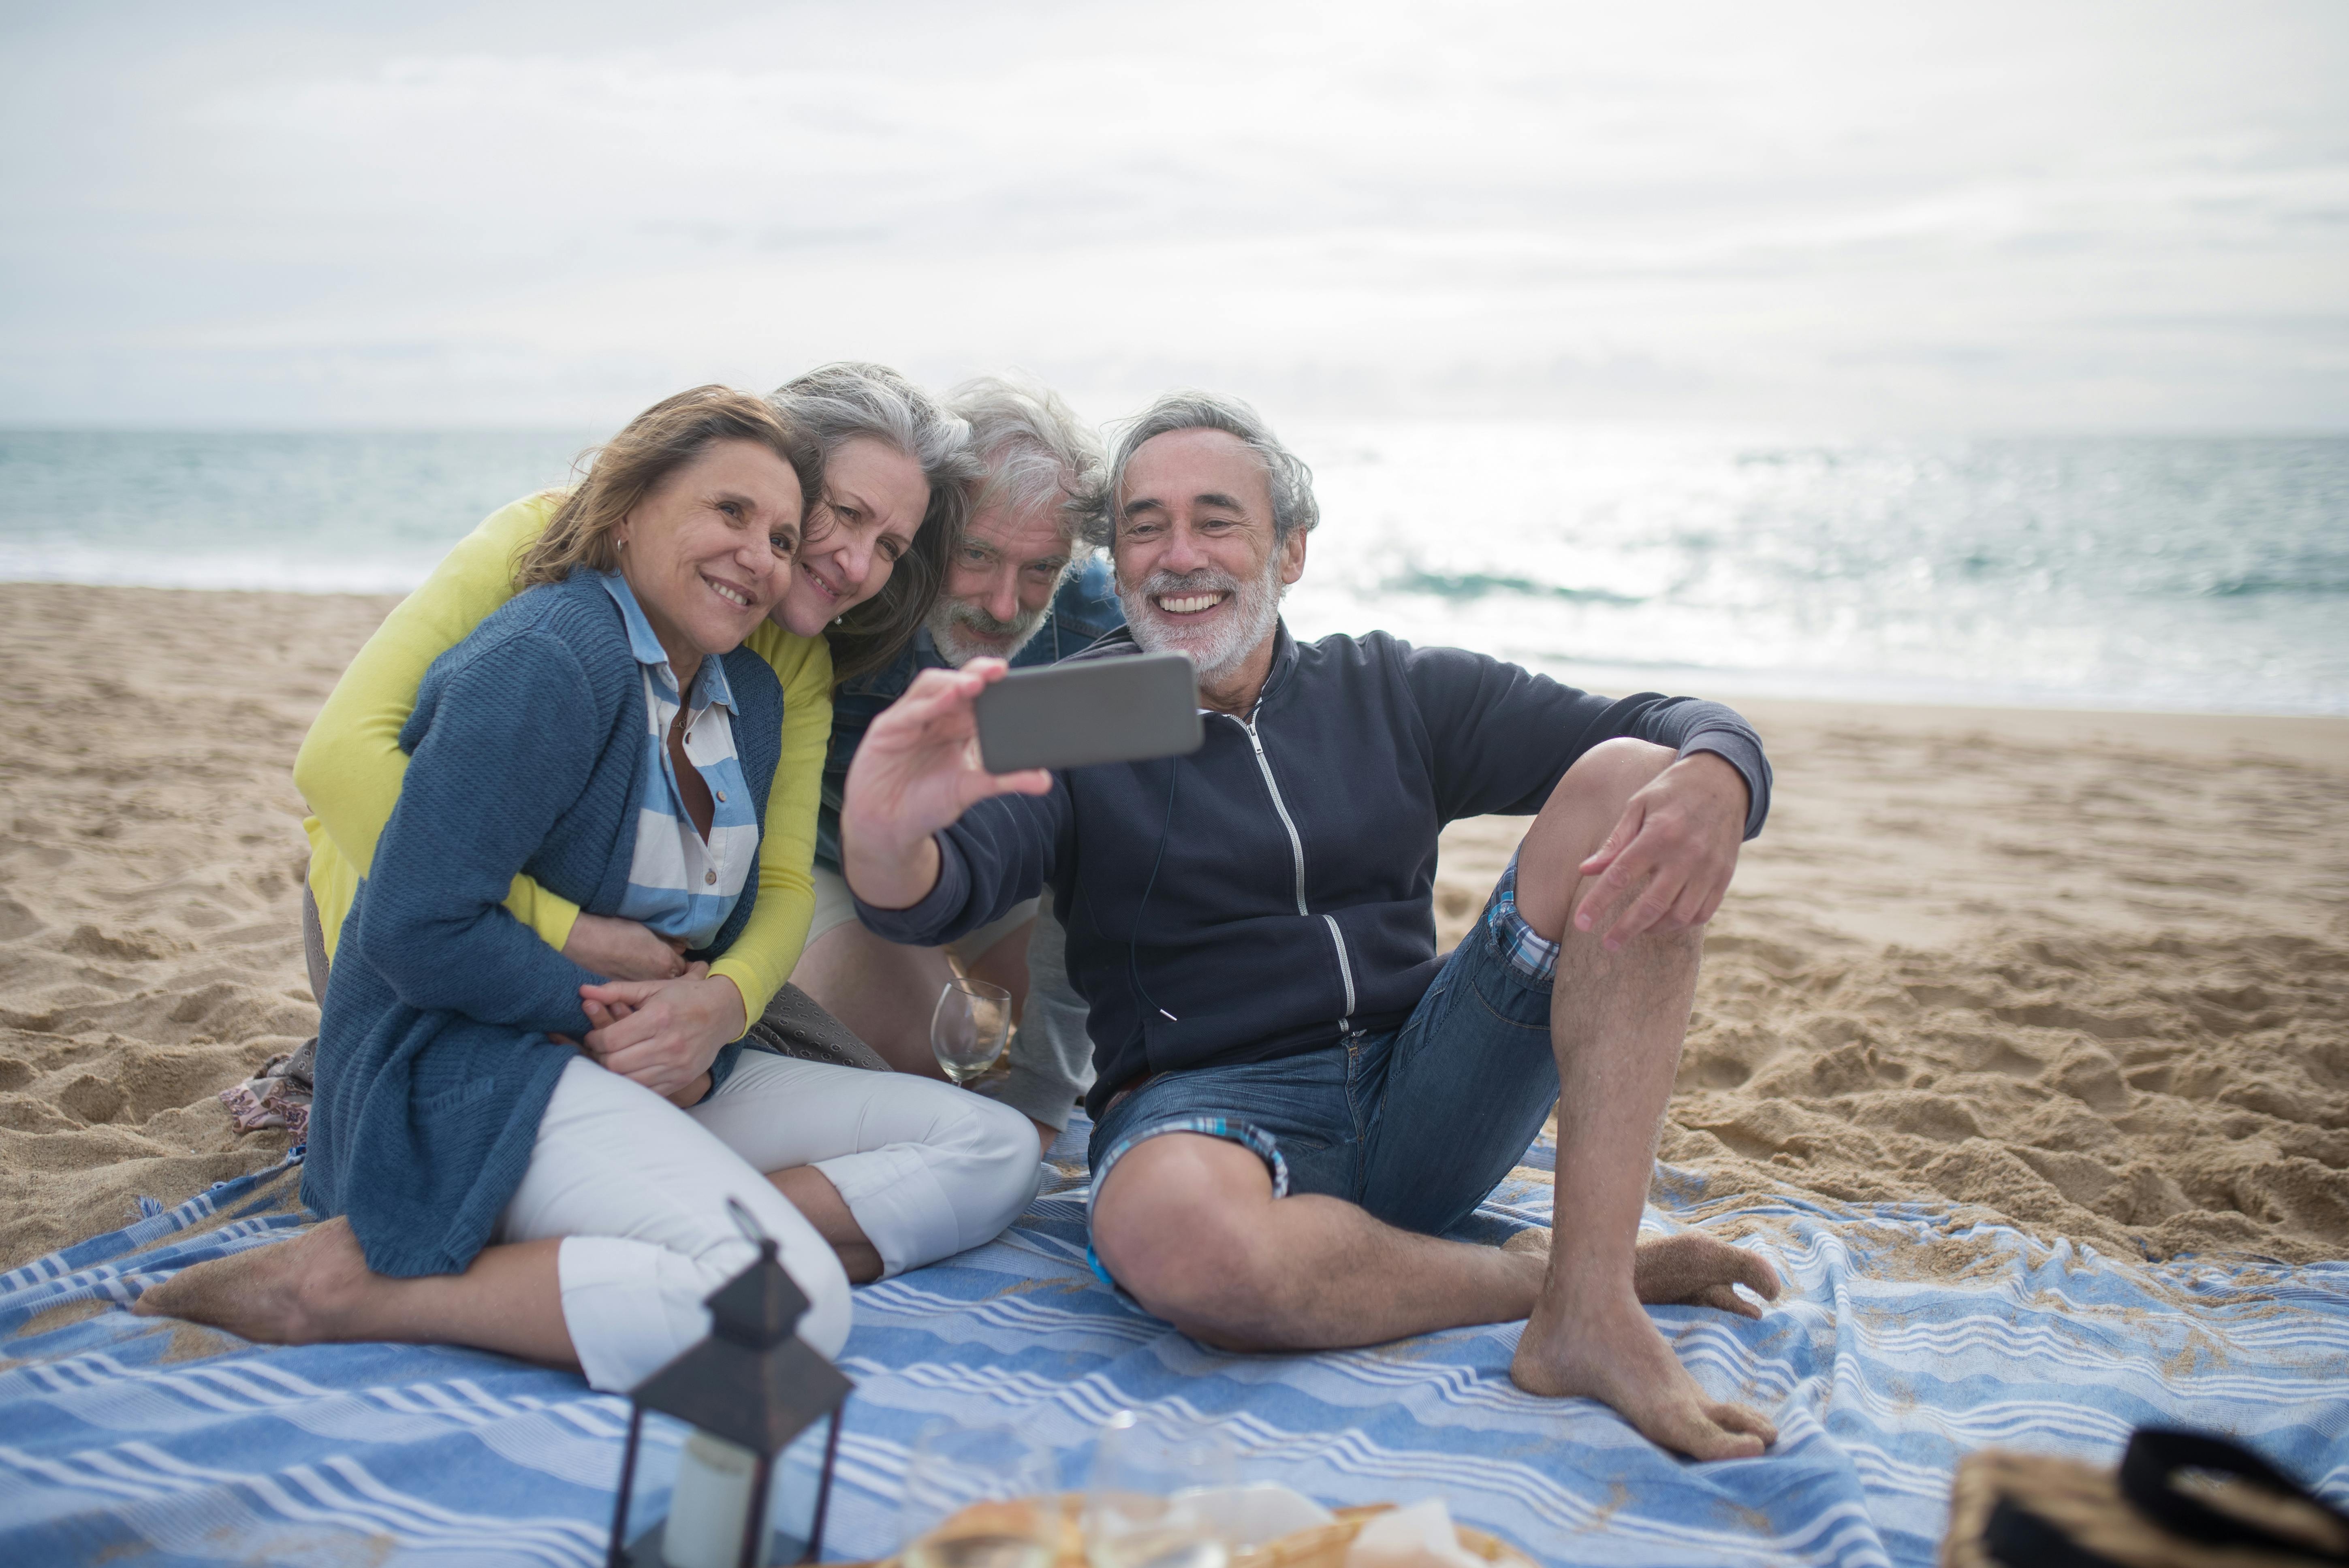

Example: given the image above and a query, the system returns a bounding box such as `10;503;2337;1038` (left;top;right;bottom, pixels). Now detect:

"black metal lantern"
608;1200;855;1568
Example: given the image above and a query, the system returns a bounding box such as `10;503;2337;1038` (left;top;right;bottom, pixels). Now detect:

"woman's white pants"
494;1050;1041;1393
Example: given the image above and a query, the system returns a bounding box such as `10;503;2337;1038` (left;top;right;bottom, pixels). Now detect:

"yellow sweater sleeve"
706;622;833;1024
298;493;570;960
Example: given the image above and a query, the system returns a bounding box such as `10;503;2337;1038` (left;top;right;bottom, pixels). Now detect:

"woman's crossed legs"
137;1051;1042;1392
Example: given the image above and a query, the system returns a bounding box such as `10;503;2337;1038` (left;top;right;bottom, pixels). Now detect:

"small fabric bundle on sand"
216;1036;314;1140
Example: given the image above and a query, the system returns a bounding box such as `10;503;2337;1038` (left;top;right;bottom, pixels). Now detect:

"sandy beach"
2;581;2343;1272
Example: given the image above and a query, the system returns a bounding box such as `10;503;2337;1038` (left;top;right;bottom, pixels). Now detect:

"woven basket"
858;1497;1535;1568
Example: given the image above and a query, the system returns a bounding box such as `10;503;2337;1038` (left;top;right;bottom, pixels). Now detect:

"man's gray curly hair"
948;374;1106;546
1092;390;1319;552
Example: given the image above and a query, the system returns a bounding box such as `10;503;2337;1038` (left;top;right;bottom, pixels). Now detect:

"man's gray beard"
927;596;1049;668
1119;556;1283;683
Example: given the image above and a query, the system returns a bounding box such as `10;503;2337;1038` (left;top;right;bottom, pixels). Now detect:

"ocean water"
3;425;2344;715
0;431;598;595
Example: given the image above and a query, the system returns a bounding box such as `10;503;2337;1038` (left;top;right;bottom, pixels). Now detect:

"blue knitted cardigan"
302;570;786;1278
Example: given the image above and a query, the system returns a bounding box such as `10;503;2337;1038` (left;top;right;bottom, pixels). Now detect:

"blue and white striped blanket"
4;1122;2344;1567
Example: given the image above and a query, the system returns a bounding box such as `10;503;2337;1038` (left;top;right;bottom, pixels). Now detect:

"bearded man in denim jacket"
794;376;1123;1148
841;392;1787;1461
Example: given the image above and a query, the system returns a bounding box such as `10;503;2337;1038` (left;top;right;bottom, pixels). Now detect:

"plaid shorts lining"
1483;848;1560;985
1083;1113;1290;1291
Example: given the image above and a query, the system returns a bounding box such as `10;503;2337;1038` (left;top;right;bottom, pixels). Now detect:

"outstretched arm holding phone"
839;659;1053;913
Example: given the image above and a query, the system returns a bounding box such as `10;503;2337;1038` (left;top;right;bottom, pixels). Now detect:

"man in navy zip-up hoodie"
848;393;1785;1461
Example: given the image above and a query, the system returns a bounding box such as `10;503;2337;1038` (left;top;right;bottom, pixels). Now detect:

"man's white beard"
927;595;1050;668
1119;554;1283;683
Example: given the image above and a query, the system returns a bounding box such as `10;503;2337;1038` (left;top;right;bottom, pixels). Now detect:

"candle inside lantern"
607;1203;853;1568
664;1430;758;1568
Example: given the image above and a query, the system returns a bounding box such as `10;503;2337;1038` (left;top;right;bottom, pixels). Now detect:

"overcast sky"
4;1;2346;432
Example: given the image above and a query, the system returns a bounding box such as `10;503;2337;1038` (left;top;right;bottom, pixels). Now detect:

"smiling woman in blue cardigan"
137;386;1042;1392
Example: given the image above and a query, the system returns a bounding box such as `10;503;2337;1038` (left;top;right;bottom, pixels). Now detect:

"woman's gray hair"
948;373;1106;545
768;361;985;684
1092;390;1319;552
769;361;981;495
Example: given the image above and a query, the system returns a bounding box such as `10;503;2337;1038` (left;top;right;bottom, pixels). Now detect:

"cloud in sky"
4;0;2345;431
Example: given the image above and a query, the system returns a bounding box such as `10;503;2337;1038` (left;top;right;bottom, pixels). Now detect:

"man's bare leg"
960;922;1034;1019
1091;737;1777;1456
794;922;964;1076
794;918;1035;1079
1092;1132;1548;1349
131;1218;579;1368
1094;1144;1775;1355
1505;738;1779;1459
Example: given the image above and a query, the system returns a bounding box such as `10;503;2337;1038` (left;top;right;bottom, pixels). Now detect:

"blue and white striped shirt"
595;571;761;949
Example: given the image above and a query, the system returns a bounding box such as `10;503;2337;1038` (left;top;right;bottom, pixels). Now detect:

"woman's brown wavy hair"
513;385;825;591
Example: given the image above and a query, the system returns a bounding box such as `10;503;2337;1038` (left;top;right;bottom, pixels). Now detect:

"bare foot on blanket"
1505;1229;1783;1319
1510;1282;1779;1460
132;1216;373;1344
1633;1232;1781;1319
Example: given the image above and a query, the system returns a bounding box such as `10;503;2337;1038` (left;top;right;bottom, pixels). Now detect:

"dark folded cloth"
1944;1427;2349;1568
745;984;889;1073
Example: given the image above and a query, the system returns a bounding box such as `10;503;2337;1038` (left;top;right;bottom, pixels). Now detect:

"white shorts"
808;865;1039;964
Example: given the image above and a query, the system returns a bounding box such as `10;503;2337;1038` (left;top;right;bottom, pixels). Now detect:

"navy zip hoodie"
856;623;1771;1118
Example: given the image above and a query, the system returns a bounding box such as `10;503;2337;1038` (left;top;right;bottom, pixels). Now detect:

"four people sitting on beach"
141;368;1787;1461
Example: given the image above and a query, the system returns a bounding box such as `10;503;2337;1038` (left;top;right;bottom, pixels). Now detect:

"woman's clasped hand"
579;965;748;1107
565;911;747;1107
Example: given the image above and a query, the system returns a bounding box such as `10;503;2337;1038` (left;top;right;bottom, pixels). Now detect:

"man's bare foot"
131;1217;373;1345
1505;1228;1783;1320
1633;1232;1781;1319
1510;1285;1779;1461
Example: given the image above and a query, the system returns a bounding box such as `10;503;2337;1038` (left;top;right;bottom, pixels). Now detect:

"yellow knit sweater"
296;491;830;1023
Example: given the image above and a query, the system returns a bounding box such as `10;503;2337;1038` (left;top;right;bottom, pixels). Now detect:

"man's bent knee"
1558;737;1676;807
1514;740;1678;937
1092;1134;1284;1342
1533;740;1678;858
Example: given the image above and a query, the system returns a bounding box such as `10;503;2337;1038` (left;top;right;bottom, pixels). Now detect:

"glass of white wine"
932;977;1013;1086
1082;1410;1237;1568
901;1421;1059;1568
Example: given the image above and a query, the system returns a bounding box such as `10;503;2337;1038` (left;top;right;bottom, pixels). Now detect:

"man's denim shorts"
1085;851;1563;1278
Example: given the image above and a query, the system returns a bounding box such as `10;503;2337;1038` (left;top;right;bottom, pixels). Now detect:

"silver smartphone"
974;652;1204;773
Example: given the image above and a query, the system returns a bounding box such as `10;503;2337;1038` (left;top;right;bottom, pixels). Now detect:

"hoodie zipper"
1225;711;1356;1034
